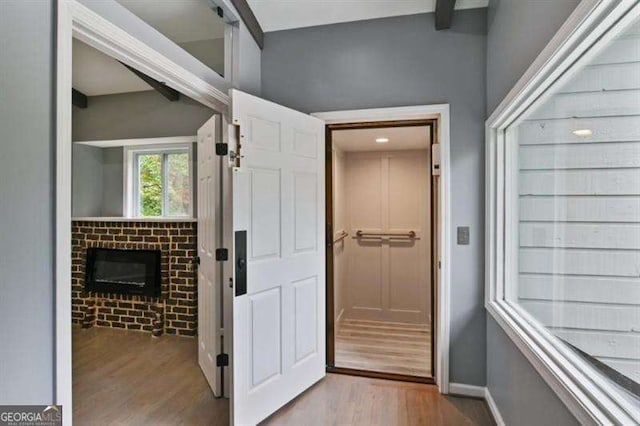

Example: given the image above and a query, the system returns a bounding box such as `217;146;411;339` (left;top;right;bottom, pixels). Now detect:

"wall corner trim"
448;383;505;426
485;387;506;426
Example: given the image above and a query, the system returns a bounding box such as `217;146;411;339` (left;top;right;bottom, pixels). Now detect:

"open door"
197;114;223;396
229;89;326;425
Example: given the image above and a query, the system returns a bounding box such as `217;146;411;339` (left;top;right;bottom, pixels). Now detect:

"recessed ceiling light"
572;129;593;137
375;137;389;143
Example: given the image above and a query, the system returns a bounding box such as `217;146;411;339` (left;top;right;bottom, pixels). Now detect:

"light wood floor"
73;327;228;425
263;374;495;426
335;318;431;377
74;327;492;426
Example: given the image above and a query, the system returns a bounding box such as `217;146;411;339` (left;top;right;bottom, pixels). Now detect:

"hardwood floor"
74;327;492;426
262;374;495;426
73;326;228;425
335;318;431;377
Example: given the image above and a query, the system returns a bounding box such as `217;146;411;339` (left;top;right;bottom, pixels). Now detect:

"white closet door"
347;150;430;324
230;89;325;426
197;114;222;396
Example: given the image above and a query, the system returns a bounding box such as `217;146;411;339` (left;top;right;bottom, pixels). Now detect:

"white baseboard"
484;387;505;426
448;383;505;426
449;382;485;398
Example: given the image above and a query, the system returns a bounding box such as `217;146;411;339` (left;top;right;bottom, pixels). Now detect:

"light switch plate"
457;226;470;245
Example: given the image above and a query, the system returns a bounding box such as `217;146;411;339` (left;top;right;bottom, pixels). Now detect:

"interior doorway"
326;120;438;383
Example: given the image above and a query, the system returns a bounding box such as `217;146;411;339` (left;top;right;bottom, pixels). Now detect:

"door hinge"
215;142;228;156
216;353;229;367
215;248;228;261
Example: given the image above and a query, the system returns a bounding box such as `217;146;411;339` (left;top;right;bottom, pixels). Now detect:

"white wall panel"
519;196;640;222
519;169;640;196
518;274;640;305
519;116;640;145
519;142;640;170
519;223;640;249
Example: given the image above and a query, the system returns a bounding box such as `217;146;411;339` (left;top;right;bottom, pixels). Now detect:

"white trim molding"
484;388;506;426
55;1;230;422
313;104;452;395
448;383;506;426
68;0;230;112
74;135;196;148
485;1;640;424
449;383;486;399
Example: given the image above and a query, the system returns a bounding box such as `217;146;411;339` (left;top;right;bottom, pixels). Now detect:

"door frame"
312;105;451;394
55;0;233;422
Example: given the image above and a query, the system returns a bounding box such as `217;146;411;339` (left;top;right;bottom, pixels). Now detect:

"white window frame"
485;1;640;424
124;143;194;218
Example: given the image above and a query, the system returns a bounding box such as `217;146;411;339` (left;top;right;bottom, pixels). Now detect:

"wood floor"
335;318;431;377
263;374;495;426
73;326;228;425
74;327;492;426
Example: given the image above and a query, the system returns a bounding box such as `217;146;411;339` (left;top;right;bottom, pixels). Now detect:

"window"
487;2;640;423
125;145;193;218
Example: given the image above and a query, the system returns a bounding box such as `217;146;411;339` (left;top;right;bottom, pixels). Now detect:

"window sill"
72;216;197;222
486;299;639;424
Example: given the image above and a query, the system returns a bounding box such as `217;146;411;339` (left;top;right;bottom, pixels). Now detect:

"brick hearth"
71;220;197;336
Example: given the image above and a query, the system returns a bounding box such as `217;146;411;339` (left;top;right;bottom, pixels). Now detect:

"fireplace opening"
85;248;161;297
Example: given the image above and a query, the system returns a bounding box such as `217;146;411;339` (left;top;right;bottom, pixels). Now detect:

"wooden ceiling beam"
435;0;457;31
230;0;264;49
72;88;88;109
119;62;180;102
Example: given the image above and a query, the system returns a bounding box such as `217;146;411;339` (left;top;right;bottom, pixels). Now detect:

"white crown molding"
74;135;196;148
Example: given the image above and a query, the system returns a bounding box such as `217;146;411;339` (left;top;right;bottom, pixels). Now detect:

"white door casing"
197;114;223;396
230;89;326;425
346;149;431;324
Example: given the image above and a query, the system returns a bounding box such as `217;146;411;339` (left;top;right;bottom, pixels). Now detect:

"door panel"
197;114;222;396
230;89;325;426
346;150;430;324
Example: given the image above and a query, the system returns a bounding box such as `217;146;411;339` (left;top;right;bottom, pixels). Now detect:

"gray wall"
73;91;214;141
262;9;488;386
72;146;123;217
485;0;580;424
102;147;124;216
486;320;579;425
0;1;54;404
72;145;105;217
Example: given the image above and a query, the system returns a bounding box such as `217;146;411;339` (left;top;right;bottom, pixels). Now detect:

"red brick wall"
71;220;197;336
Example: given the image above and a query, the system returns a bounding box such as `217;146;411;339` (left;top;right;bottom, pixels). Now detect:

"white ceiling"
116;0;226;43
72;39;152;97
333;126;431;152
247;0;489;32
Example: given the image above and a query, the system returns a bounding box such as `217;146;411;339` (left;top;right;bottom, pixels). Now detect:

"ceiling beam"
119;62;180;102
435;0;457;31
72;89;88;109
230;0;264;49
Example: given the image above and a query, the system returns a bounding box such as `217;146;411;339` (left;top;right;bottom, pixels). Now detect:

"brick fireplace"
72;220;197;336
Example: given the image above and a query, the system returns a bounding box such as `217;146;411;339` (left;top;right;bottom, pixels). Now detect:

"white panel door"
230;89;325;425
347;150;430;324
197;115;222;396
